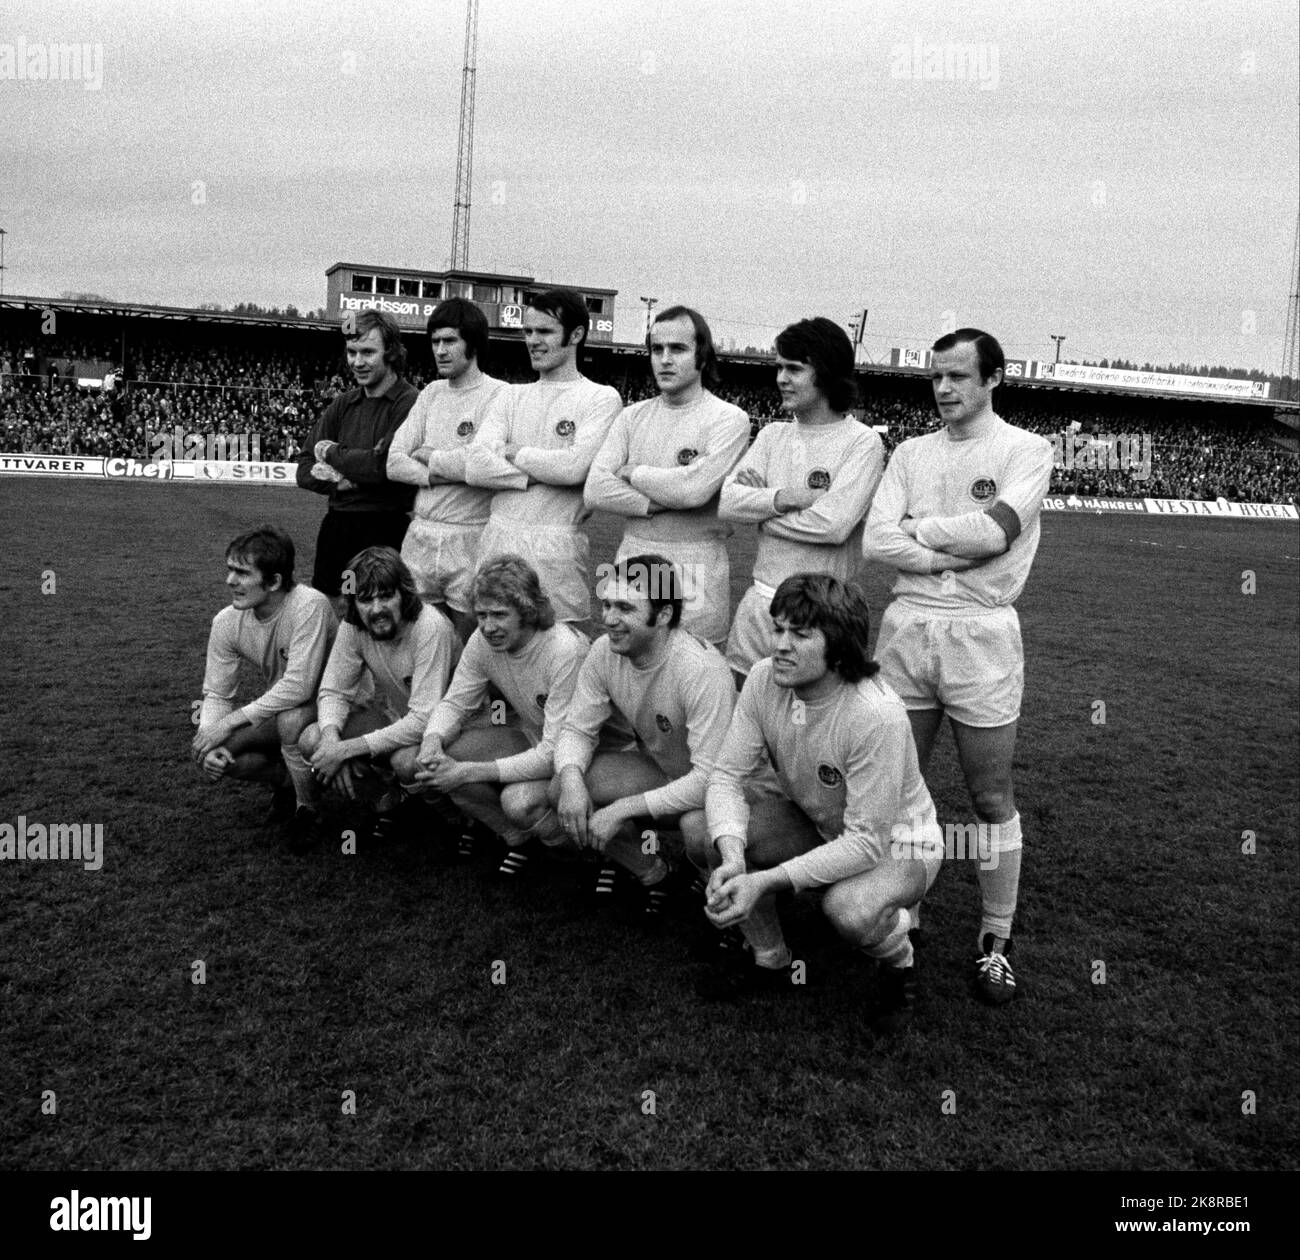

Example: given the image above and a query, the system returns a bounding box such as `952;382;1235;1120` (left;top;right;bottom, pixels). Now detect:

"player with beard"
865;328;1053;1005
720;318;883;683
466;288;622;625
387;299;509;642
551;555;734;922
695;574;943;1031
194;526;337;852
584;305;749;648
298;547;458;845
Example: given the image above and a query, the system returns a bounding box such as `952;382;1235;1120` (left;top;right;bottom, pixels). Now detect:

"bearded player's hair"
342;547;423;629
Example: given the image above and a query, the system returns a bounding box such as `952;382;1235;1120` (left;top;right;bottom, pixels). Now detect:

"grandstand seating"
2;329;1295;505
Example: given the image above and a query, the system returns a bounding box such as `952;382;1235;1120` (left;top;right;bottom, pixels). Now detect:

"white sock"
280;743;316;809
753;943;792;970
977;812;1022;946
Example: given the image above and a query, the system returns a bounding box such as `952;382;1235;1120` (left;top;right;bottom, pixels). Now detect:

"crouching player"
696;574;943;1031
298;547;458;845
551;555;734;922
415;555;591;877
193;526;336;851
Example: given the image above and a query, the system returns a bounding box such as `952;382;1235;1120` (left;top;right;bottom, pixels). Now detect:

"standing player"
387;298;509;642
551;555;734;920
296;310;417;613
298;547;459;840
720;317;883;681
584;305;749;648
864;328;1054;1005
415;555;593;877
697;574;943;1031
466;288;622;624
193;526;336;851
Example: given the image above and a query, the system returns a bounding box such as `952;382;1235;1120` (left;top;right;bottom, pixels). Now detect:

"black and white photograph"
1;0;1296;1223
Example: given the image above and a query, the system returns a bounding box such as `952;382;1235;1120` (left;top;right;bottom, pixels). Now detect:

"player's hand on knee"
587;805;624;853
557;782;592;848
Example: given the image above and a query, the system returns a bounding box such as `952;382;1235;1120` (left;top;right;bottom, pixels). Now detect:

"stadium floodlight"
1050;334;1066;364
0;227;7;297
640;296;658;337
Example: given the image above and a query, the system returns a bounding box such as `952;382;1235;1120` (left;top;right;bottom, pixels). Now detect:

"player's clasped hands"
310;733;356;799
556;772;594;849
200;748;235;782
705;862;759;928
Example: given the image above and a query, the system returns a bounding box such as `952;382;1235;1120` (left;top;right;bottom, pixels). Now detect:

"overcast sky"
3;0;1297;372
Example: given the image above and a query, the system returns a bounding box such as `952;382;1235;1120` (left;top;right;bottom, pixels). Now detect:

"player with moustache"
550;555;735;922
465;288;622;626
296;310;418;616
194;526;337;853
864;328;1054;1005
719;317;883;685
414;555;608;878
387;298;509;642
696;574;943;1031
584;305;749;649
297;547;459;845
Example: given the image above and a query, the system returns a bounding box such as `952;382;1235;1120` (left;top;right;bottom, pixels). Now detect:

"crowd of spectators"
2;332;1295;505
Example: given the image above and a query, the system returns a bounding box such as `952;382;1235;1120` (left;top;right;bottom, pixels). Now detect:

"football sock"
866;909;914;970
738;895;787;962
636;856;668;887
905;900;922;933
280;744;316;809
977;811;1022;947
753;943;792;970
449;789;513;843
605;824;659;880
526;808;567;847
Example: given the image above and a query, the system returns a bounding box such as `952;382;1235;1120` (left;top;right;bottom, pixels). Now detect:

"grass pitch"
1;478;1296;1171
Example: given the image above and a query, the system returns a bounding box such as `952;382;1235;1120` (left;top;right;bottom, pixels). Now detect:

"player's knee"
971;786;1014;823
390;747;420;783
276;706;314;745
501;783;543;828
298;723;322;757
822;884;891;945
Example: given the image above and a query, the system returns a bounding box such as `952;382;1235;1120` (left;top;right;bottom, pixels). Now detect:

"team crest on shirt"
535;693;548;710
655;713;673;733
676;447;698;465
456;420;475;438
969;477;997;503
806;468;831;490
817;763;843;788
555;418;576;438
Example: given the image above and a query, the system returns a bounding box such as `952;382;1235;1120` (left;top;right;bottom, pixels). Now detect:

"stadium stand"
2;321;1295;504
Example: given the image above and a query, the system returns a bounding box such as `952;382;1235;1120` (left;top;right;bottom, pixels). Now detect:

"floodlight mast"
450;0;481;271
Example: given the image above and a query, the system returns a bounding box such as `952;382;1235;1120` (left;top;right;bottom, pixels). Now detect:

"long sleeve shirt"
553;630;735;818
719;417;883;587
706;660;941;892
864;411;1054;612
385;373;508;527
200;584;337;728
296;378;418;513
583;392;750;545
316;605;458;755
425;622;592;782
464;377;622;530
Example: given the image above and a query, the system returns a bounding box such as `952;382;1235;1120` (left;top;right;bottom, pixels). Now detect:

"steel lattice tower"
1283;210;1300;402
450;0;480;271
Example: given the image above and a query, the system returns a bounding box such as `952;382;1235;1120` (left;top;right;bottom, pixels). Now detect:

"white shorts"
617;533;731;647
725;581;777;676
479;518;590;623
400;517;482;613
875;603;1023;728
